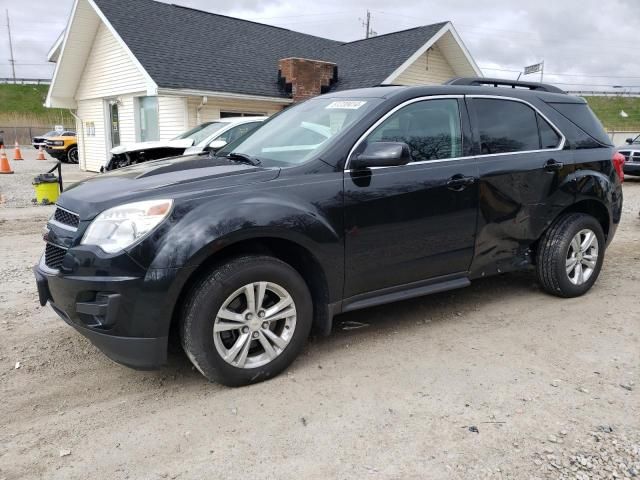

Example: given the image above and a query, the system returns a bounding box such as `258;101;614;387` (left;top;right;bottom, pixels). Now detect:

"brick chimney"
278;57;338;102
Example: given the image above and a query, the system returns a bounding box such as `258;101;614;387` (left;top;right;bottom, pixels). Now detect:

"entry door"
343;98;479;298
109;102;120;148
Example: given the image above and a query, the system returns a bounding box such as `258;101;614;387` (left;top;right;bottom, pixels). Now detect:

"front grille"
619;151;631;161
45;243;67;270
53;207;80;229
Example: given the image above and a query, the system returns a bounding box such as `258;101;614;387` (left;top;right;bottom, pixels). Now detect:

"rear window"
546;102;612;146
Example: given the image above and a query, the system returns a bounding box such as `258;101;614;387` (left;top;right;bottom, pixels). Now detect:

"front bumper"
33;256;193;370
623;162;640;176
45;148;66;159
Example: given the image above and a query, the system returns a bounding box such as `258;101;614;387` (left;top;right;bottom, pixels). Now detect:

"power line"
372;10;640;51
481;67;640;80
0;62;54;66
248;10;357;20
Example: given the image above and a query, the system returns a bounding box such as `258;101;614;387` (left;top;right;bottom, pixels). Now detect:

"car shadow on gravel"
43;270;564;385
159;270;544;378
321;270;544;342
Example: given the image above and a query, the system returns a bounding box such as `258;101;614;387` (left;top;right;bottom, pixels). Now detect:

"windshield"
218;97;383;167
172;122;226;144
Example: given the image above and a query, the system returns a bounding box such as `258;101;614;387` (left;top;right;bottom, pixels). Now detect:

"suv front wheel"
180;255;313;386
66;145;79;164
536;213;605;297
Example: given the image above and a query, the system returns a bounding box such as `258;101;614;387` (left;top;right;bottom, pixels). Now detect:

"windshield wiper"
226;152;262;166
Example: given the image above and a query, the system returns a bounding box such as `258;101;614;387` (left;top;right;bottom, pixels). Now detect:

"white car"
103;116;266;171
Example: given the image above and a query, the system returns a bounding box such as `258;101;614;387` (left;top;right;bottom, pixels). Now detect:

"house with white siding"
46;0;481;172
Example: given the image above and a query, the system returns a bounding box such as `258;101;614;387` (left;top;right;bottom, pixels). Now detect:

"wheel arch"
168;236;333;348
532;198;611;262
557;199;610;238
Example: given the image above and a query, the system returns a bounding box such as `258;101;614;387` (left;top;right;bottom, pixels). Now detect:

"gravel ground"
0;148;94;208
0;156;638;480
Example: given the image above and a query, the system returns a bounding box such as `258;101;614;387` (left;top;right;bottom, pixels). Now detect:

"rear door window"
537;114;562;149
473;98;540;154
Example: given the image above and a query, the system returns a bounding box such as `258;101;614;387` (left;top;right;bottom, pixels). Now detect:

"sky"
1;0;639;92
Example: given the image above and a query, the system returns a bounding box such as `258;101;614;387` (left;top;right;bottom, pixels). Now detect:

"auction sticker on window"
325;101;367;110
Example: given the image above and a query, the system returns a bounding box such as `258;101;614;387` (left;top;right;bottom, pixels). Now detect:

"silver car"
617;134;640;176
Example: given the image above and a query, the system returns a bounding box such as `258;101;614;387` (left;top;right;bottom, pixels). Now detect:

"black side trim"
341;273;470;313
446;77;565;94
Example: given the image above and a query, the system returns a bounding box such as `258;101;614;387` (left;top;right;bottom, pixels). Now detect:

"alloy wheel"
213;282;297;368
565;228;599;285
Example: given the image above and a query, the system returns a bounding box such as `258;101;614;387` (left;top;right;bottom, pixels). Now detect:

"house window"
85;122;96;137
138;96;159;142
220;111;266;118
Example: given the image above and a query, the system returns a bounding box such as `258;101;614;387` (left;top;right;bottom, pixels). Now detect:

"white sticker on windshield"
325;101;367;110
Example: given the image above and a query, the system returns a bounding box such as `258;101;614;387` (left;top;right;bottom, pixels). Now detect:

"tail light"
612;152;625;183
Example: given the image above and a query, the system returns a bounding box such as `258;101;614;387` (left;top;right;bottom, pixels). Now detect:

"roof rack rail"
445;77;566;94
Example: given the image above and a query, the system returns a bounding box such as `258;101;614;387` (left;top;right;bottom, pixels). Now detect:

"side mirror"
207;139;227;152
350;142;411;169
626;138;634;144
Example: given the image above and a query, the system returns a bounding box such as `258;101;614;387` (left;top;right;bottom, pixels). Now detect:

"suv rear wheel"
536;213;605;297
180;255;312;386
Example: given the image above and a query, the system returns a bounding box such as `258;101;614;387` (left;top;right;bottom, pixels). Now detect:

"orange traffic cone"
0;147;14;174
36;146;47;161
13;141;24;161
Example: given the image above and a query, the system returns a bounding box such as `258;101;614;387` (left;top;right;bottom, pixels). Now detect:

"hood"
616;145;640;152
58;155;280;220
47;135;76;141
110;139;194;155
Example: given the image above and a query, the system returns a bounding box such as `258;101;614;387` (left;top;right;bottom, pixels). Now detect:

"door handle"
446;174;476;191
544;159;564;172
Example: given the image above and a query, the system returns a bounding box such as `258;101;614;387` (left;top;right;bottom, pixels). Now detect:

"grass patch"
583;96;640;131
0;84;74;128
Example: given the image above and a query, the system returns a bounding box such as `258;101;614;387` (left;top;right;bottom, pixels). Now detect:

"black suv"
34;78;624;386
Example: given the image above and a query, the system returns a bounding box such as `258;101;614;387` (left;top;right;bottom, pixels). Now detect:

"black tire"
66;145;79;164
180;255;313;387
536;213;605;298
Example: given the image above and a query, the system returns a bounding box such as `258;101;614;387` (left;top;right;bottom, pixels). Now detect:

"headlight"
81;199;173;253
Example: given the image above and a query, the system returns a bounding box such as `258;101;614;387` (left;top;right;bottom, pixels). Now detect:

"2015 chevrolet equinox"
34;78;624;386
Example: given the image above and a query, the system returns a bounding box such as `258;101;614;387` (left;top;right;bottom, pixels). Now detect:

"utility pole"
6;10;16;83
360;10;376;39
365;10;371;38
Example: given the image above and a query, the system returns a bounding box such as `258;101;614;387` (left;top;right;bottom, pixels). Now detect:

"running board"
341;275;470;313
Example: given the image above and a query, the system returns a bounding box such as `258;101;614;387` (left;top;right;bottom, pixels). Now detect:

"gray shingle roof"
93;0;448;98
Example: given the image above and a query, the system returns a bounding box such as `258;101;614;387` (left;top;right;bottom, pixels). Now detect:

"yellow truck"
45;131;78;163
